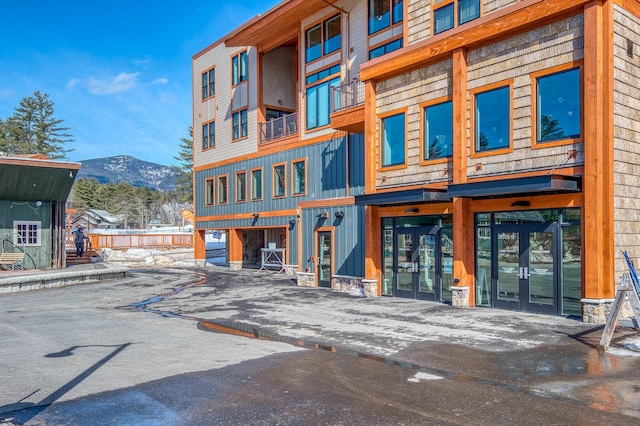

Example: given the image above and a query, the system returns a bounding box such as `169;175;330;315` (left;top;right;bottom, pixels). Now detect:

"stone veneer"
333;275;379;297
228;261;242;271
296;271;315;287
452;286;470;308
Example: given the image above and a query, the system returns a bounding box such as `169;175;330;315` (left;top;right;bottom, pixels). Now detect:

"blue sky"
0;0;280;166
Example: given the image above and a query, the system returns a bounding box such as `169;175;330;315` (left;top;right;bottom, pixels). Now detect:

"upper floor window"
205;178;214;206
273;163;286;198
251;168;263;201
202;121;215;150
14;221;41;246
218;175;228;205
232;108;248;141
473;84;511;153
236;171;247;203
292;159;306;196
202;68;215;100
534;67;581;145
433;0;480;35
306;64;341;130
423;100;453;161
369;38;403;60
380;111;406;168
306;14;341;63
369;0;403;35
232;50;247;85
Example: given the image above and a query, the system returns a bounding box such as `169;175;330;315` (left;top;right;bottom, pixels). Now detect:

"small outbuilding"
0;154;80;269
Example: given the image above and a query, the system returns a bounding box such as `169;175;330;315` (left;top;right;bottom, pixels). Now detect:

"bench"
0;252;25;270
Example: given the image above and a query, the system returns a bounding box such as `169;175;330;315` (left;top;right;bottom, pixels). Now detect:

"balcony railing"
259;112;298;143
331;79;365;113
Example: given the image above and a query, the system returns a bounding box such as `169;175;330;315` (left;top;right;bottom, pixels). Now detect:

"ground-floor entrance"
476;209;582;317
382;216;453;302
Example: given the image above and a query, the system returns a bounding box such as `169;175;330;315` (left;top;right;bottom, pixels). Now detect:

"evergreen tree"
71;178;102;212
172;126;193;203
539;115;565;142
2;91;73;158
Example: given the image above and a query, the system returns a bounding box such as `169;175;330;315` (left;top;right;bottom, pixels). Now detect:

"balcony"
259;112;298;144
330;79;365;133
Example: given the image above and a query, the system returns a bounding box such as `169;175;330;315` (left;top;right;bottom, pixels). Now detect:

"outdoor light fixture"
288;219;297;226
334;211;344;219
319;212;329;219
252;213;260;218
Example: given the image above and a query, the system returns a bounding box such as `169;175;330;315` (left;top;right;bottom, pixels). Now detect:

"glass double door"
493;224;559;315
394;227;441;301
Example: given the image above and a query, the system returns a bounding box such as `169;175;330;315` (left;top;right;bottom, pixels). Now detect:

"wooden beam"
364;81;377;193
452;48;468;185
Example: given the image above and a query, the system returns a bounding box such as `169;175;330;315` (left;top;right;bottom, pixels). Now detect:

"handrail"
331;79;365;113
1;238;36;270
259;112;298;143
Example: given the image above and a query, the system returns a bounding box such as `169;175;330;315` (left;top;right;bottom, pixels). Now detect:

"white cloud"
67;72;141;95
149;77;169;86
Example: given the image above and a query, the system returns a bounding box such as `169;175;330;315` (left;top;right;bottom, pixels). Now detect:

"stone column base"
228;261;242;271
452;286;470;307
582;298;616;324
296;271;315;287
284;265;297;276
362;279;379;297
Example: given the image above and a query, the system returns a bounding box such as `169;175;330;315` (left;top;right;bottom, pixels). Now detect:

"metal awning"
447;175;581;199
355;188;451;206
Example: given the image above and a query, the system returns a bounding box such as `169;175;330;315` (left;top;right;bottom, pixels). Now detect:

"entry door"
317;231;332;288
494;224;558;314
395;228;439;301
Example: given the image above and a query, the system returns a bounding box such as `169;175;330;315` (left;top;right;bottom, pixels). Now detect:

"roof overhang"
355;188;452;206
224;0;339;52
0;156;81;202
447;175;581;199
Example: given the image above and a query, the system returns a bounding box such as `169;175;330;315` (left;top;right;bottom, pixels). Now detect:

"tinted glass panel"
369;0;390;34
202;74;208;99
218;176;227;204
293;161;305;195
424;101;453;160
475;86;510;152
236;173;246;202
434;3;454;34
274;165;285;197
306;24;322;63
381;113;405;167
252;170;262;200
537;68;581;143
459;0;480;25
202;124;209;150
562;209;582;316
324;15;341;55
209;121;215;148
392;0;403;24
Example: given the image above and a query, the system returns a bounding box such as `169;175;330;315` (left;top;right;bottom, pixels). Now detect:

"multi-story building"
192;0;640;323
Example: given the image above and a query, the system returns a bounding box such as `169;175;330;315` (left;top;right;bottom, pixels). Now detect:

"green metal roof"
0;156;80;202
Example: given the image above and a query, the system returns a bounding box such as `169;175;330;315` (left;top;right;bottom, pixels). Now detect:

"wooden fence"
69;233;194;250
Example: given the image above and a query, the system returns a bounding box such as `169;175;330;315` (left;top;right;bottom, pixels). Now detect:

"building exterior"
192;0;640;323
0;155;80;269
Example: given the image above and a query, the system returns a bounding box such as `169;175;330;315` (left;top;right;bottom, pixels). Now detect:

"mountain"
77;155;176;191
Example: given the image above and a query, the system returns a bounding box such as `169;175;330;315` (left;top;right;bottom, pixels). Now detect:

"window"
251;168;263;200
306;14;341;63
369;0;403;35
535;67;581;144
202;68;215;100
218;175;228;205
292;159;306;195
205;178;214;206
273;163;286;198
306;65;341;130
433;0;480;35
14;221;41;246
473;85;511;153
423;100;453;161
236;171;247;203
232;108;248;140
380;111;406;167
369;38;403;59
202;121;215;150
232;50;247;85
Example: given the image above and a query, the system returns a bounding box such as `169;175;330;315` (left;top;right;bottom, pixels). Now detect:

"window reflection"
474;86;510;152
537;68;581;143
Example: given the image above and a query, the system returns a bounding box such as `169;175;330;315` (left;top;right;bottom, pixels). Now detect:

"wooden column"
364;206;381;283
583;0;615;299
451;48;475;304
228;228;243;262
194;229;206;263
364;81;377;194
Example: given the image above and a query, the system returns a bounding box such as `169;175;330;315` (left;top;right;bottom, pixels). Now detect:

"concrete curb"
0;265;129;293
